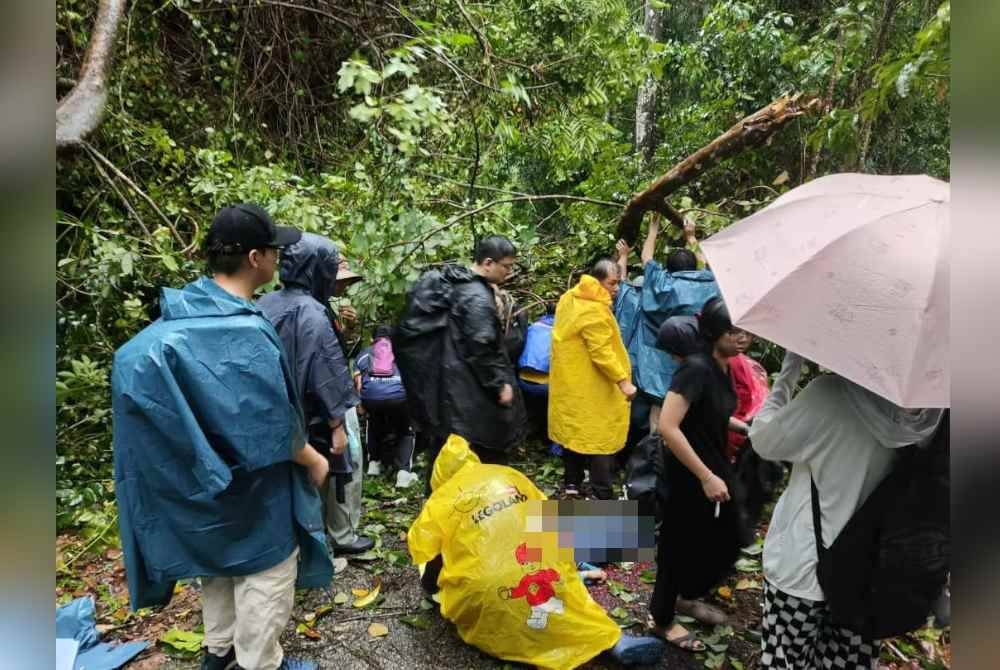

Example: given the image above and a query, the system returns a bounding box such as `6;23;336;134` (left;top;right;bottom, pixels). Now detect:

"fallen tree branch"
615;94;821;243
56;0;127;150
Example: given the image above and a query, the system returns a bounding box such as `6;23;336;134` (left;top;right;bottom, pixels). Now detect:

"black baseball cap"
205;203;301;255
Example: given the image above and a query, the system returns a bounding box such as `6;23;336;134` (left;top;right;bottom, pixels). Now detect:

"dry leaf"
772;170;790;186
333;592;350;605
368;622;389;638
296;623;322;640
351;588;369;598
717;586;733;600
735;579;761;591
353;576;382;608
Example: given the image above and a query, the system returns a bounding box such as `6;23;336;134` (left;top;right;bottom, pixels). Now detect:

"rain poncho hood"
258;234;360;481
548;275;631;455
629;262;719;401
394;264;525;450
112;276;332;610
840;378;944;449
408;435;621;670
278;231;340;304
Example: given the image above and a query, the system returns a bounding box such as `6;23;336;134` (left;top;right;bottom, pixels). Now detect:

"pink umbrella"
701;173;949;408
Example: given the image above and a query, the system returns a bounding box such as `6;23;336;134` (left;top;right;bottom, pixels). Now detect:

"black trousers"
562;449;617;500
363;397;414;473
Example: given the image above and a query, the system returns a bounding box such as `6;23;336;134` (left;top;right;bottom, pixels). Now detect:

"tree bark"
56;0;127;151
635;0;666;167
615;95;820;244
856;0;900;171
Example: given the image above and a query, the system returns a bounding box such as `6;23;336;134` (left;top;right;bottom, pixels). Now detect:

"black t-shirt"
666;352;738;487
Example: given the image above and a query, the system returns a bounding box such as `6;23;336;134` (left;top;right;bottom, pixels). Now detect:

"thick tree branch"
615;94;821;244
56;0;127;150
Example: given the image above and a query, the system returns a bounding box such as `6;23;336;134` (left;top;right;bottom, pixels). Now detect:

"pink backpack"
370;337;396;377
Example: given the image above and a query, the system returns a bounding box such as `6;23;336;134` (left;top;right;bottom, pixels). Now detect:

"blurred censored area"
525;500;655;563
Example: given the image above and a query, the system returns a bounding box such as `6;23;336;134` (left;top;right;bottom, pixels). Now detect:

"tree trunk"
856;0;900;172
615;95;820;244
56;0;127;151
635;0;666;167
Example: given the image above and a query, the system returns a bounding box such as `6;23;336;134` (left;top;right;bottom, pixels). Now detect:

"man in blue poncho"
112;204;331;670
630;213;719;433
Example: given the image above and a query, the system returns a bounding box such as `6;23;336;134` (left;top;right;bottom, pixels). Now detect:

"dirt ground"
56;446;950;670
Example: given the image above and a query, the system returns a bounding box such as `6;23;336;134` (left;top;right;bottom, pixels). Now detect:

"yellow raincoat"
548;275;631;454
408;435;621;670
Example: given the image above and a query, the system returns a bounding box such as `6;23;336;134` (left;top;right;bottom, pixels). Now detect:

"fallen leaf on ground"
354;576;382;608
735;579;761;591
158;628;203;654
333;592;350;605
368;622;389;637
351;587;370;597
295;623;321;640
717;586;733;600
400;613;432;630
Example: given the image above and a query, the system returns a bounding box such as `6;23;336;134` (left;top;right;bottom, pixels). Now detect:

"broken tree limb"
56;0;126;151
615;94;821;244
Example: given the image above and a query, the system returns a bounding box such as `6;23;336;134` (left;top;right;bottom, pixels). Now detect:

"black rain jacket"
394;264;525;451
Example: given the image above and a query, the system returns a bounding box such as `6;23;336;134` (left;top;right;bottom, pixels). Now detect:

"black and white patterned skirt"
761;580;879;669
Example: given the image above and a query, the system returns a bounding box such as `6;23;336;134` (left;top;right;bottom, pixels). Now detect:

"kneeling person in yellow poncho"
549;259;637;498
407;436;664;670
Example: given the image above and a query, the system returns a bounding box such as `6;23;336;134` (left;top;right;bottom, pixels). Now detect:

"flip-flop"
661;631;706;653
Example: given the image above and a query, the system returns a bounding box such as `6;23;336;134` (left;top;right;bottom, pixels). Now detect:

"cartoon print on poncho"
501;542;565;630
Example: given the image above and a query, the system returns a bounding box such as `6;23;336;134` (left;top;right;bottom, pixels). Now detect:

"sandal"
655;628;705;653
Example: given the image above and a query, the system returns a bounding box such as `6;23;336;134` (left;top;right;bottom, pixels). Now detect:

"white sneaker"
395;470;420;489
367;461;382;476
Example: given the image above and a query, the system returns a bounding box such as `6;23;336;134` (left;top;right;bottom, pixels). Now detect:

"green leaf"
400;613;433;629
159;628;204;654
162;255;178;272
349;103;382;123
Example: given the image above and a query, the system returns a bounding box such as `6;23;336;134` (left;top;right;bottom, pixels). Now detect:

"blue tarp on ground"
56;597;148;670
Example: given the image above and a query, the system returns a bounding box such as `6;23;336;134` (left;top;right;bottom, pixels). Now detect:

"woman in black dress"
649;298;749;651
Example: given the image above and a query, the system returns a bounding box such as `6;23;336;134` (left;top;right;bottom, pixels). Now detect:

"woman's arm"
659;390;730;502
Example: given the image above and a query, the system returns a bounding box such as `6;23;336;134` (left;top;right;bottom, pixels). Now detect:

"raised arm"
640;212;660;265
615;239;631;281
683;218;707;268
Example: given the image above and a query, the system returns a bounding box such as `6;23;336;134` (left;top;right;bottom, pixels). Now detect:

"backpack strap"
810;472;825;559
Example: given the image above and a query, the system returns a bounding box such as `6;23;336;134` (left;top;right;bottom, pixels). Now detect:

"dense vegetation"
56;0;949;533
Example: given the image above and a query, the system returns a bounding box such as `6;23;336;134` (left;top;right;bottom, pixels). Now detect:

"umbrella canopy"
701;173;949;408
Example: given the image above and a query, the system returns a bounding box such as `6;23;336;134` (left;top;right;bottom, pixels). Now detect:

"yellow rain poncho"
408;435;621;670
548;275;631;454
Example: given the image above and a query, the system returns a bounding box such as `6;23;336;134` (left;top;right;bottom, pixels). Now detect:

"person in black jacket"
395;236;527;490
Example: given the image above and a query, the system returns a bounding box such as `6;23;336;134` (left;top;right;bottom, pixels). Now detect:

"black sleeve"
669;358;708;406
455;286;509;394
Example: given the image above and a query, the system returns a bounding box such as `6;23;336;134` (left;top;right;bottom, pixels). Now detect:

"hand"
701;473;730;503
730;417;750;436
498;383;514;407
331;424;348;455
338;304;358;323
683;218;697;242
615;239;631;261
649;212;661;230
307;452;330;489
617;379;638;401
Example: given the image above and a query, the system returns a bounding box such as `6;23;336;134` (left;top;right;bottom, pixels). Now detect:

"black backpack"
810;412;950;639
625;433;670;521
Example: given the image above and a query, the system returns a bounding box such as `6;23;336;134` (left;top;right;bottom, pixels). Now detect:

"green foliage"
56;0;949;529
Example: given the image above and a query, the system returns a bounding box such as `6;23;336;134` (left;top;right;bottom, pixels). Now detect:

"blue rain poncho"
258;233;360;487
630;261;719;402
112;277;332;610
